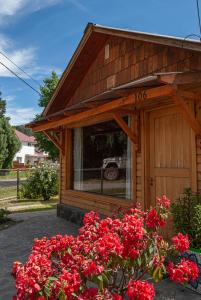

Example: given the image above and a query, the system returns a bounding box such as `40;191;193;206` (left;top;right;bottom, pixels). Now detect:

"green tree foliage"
20;163;59;201
0;92;6;117
0;93;20;169
34;71;59;160
15;125;33;136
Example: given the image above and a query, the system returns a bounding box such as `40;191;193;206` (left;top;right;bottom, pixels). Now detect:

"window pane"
73;119;132;199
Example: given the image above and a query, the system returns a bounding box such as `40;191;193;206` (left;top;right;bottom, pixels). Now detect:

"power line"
0;61;42;96
196;0;201;40
0;50;40;87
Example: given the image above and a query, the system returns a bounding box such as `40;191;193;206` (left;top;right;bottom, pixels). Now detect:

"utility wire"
0;61;42;96
196;0;201;40
0;50;40;87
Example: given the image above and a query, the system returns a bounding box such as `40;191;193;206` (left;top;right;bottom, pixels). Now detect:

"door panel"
149;107;194;206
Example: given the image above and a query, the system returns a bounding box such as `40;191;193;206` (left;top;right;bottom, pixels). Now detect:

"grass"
14;204;57;213
0;186;17;199
0;170;28;179
6;196;58;213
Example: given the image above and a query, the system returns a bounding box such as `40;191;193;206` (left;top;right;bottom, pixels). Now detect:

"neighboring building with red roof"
14;130;48;165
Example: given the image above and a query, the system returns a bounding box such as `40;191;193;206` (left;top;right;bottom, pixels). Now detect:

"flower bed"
12;196;199;300
180;249;201;294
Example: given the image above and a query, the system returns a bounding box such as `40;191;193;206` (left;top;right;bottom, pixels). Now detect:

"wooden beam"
31;85;176;132
43;131;64;154
118;109;137;116
61;129;65;156
172;93;201;135
159;71;201;85
113;112;138;149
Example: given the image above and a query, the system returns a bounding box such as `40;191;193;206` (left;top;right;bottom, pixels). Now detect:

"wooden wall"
58;35;201;215
67;36;201;107
196;102;201;193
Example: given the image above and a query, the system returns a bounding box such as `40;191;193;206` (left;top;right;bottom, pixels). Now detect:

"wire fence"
0;168;32;201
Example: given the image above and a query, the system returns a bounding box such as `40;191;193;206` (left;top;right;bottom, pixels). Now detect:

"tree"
0;94;20;169
34;71;59;160
0;92;6;117
15;125;33;136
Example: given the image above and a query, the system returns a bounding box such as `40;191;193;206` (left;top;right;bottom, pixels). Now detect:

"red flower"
94;233;123;261
156;195;170;209
12;261;22;277
78;288;98;299
82;260;104;277
146;209;166;229
53;270;81;299
167;258;199;283
172;233;190;253
113;294;123;300
83;211;100;225
127;280;155;300
123;214;144;241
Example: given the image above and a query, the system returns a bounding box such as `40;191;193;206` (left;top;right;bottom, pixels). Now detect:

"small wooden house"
28;23;201;225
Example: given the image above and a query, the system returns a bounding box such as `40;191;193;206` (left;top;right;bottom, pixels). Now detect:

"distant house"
13;130;48;166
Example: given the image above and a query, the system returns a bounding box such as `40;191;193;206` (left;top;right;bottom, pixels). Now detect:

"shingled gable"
42;23;201;117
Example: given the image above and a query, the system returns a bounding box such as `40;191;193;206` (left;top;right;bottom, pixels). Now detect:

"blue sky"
0;0;199;125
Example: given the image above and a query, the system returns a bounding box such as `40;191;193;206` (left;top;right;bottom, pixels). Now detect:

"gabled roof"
15;130;35;143
43;23;201;117
27;71;201;132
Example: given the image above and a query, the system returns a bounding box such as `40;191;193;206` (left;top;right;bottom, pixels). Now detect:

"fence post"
17;169;20;200
100;168;104;194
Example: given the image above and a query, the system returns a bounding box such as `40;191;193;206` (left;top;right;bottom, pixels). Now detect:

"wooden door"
148;107;196;207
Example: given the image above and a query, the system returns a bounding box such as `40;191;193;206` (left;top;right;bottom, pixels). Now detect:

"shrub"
192;205;201;249
0;208;10;224
20;163;58;201
171;188;201;249
12;196;199;300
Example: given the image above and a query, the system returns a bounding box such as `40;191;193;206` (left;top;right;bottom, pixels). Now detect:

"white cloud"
0;0;61;18
67;0;88;12
0;46;36;78
6;106;41;125
0;0;26;16
0;0;88;23
0;33;62;80
4;95;15;102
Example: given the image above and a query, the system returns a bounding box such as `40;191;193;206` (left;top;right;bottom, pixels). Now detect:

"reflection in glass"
73;118;132;200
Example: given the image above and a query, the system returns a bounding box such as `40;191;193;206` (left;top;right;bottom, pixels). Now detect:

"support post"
43;130;64;154
172;93;201;136
17;169;20;200
113;113;139;149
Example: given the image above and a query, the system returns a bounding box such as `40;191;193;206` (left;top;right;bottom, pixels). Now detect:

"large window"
73;118;132;199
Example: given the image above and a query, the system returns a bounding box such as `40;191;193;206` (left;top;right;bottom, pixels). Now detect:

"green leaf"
67;247;72;255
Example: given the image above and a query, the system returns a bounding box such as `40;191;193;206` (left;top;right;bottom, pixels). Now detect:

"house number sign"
134;90;147;103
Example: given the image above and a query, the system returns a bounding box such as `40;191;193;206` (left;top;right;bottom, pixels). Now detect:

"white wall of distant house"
14;141;35;164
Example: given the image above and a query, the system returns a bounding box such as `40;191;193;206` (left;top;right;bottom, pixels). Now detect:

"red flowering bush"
12;195;198;299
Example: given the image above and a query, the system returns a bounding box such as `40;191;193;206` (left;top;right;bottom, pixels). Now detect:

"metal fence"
0;168;32;201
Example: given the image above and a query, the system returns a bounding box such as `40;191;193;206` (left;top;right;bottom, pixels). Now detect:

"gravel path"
0;210;200;299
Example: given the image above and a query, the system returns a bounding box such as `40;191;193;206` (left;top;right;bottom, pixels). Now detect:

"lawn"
0;196;58;212
0;170;28;180
0;186;17;199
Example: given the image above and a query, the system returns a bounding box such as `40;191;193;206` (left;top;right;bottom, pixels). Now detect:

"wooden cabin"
28;23;201;225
